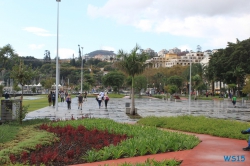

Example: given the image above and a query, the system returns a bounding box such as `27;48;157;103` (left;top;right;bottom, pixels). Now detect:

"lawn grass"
22;95;48;112
0;119;51;144
87;93;125;98
137;115;250;140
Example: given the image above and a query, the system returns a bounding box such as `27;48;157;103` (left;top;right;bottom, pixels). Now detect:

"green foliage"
10;61;36;87
96;61;111;68
43;78;55;90
164;85;178;95
84;74;95;86
207;38;250;95
152;94;165;99
102;71;125;93
0;44;19;71
138;115;250;140
52;119;199;163
117;158;180;166
167;75;184;91
104;64;116;71
134;75;147;95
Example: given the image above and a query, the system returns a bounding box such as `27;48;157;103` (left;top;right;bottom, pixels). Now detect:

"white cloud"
101;46;116;52
87;0;250;48
134;19;152;32
54;48;75;59
23;27;55;36
28;44;45;50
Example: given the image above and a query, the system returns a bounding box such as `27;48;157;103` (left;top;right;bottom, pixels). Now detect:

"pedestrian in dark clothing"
52;92;56;107
66;94;71;110
241;128;250;151
78;93;83;110
48;91;52;106
104;94;109;109
4;92;10;99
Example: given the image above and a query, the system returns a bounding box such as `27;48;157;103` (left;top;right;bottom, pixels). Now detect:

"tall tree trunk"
130;76;135;115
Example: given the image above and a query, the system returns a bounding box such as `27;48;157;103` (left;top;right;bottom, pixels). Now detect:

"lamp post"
188;62;192;114
55;0;61;111
78;45;83;94
81;47;84;93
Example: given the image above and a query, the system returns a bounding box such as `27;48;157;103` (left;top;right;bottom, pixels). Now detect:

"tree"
164;85;178;95
10;61;36;124
167;75;184;93
134;75;147;95
21;56;43;68
83;74;94;90
0;44;19;72
116;44;148;115
43;78;55;90
102;71;125;93
12;81;21;98
43;50;51;63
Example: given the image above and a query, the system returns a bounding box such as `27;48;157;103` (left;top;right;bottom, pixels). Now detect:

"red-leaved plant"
9;123;129;166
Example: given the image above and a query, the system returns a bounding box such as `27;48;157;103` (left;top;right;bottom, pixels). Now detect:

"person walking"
78;93;83;110
60;91;65;102
48;91;52;106
51;92;56;107
104;94;109;109
232;95;237;108
83;91;87;101
241;129;250;151
100;91;104;106
96;93;102;109
4;92;10;99
65;91;68;100
66;94;71;110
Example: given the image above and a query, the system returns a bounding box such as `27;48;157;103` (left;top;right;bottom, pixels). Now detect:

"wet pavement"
24;97;250;123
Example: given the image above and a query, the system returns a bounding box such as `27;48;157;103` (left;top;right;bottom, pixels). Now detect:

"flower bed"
9;124;129;165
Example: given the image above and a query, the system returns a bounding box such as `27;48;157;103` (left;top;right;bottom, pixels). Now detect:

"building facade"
149;51;205;68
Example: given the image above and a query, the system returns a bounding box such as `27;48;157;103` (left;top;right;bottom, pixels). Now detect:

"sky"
0;0;250;59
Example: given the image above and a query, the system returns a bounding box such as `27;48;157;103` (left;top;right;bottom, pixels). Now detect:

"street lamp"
81;47;84;93
55;0;61;111
188;62;192;114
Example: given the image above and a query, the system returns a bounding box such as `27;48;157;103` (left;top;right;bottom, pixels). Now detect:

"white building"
150;51;205;68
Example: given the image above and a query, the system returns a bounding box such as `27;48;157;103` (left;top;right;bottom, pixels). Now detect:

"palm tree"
233;66;245;96
116;44;148;115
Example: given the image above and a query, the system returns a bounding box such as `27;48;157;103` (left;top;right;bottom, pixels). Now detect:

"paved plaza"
24;96;250;122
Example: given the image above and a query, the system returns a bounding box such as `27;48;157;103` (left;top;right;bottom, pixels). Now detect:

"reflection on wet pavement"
24;97;250;123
